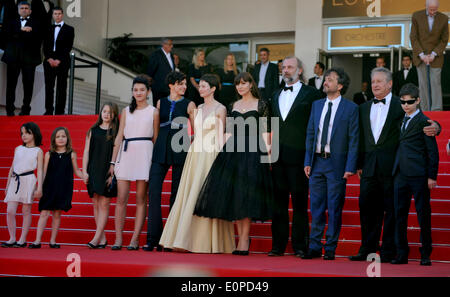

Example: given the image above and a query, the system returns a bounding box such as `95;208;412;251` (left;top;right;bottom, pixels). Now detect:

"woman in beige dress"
159;74;235;253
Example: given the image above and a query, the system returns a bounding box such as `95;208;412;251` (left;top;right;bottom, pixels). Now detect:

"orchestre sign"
329;26;403;48
323;0;450;18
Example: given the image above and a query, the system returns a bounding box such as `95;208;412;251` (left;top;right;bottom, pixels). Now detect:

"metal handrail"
67;52;102;115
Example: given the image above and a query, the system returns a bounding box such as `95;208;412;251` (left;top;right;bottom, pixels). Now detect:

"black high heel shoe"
2;241;17;248
97;241;108;249
239;238;251;256
111;245;122;251
87;242;98;249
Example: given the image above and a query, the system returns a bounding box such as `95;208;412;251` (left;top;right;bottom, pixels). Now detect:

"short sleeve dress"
4;146;41;205
114;105;155;181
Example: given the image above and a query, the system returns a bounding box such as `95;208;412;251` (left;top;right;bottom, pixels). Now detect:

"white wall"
107;0;296;38
295;0;323;82
62;0;109;57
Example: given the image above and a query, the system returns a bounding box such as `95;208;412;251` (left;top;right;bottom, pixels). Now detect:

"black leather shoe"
111;245;122;251
301;250;322;259
143;244;162;252
323;251;335;260
348;252;369;261
391;256;408;265
268;250;284;257
232;250;240;255
294;250;305;258
380;255;394;263
127;245;139;251
18;111;30;116
28;243;41;249
14;242;27;248
2;242;17;248
420;257;432;266
49;243;61;249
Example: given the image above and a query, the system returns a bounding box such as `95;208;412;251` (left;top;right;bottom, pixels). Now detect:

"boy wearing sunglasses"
391;83;439;266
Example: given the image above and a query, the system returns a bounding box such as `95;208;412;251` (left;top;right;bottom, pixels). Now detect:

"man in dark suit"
147;38;175;106
308;62;326;99
303;68;359;260
43;6;74;115
268;56;321;258
349;67;440;263
353;82;372;105
2;1;43;116
391;83;439;266
393;55;418;96
252;48;278;102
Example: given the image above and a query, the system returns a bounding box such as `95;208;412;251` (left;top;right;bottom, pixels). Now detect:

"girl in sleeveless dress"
29;127;84;249
159;74;235;253
82;102;119;248
194;72;274;255
2;122;43;248
110;76;160;250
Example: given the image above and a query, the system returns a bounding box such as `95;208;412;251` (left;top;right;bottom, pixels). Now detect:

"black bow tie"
53;24;62;27
283;86;294;92
373;98;386;104
20;17;29;21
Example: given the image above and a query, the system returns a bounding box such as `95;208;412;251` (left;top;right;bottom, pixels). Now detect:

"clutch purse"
104;175;117;198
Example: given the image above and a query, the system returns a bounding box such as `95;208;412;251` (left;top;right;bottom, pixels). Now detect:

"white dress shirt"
403;67;411;80
53;21;64;51
20;17;29;28
370;92;392;143
315;75;323;90
316;96;342;153
162;48;174;70
279;81;302;121
258;62;269;88
427;12;435;32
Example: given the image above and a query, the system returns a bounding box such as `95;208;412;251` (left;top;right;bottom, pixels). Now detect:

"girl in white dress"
2;122;44;248
110;76;160;250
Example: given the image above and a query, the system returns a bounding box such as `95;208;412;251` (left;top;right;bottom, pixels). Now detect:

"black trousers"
358;170;396;257
271;159;310;253
394;173;432;258
6;63;36;115
146;162;184;246
44;61;69;115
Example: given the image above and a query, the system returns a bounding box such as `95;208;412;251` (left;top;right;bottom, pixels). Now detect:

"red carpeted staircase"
0;113;450;276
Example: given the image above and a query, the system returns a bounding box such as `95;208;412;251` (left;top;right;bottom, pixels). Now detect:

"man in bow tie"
42;6;74;115
1;1;43;116
349;67;440;263
393;55;419;96
308;62;326;99
268;56;321;258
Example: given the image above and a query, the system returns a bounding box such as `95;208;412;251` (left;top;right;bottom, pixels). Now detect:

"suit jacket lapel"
284;86;307;122
331;99;345;140
314;100;325;131
401;113;421;138
273;89;282;119
363;101;376;145
160;49;172;70
377;99;397;144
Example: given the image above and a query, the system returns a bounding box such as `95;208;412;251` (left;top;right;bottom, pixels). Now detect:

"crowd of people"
1;0;449;268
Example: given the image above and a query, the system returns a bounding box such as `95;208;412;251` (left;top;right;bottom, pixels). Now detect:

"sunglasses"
400;99;417;105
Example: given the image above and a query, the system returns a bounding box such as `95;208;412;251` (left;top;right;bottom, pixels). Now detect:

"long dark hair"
88;102;119;141
130;75;152;113
21;122;42;147
234;72;261;99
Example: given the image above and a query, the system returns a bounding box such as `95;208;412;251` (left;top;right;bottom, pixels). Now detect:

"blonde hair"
224;53;238;75
192;49;207;69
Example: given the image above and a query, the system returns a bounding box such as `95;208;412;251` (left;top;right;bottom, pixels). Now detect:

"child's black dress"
39;152;74;212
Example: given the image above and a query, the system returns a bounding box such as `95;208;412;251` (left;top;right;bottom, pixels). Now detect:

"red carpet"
0;113;449;277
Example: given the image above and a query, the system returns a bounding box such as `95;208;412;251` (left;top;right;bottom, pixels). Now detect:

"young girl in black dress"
29;127;84;248
82;103;119;248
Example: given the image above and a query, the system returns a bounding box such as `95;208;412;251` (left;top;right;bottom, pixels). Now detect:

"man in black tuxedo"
147;38;175;106
268;56;321;258
393;55;418;96
353;82;372;105
252;48;279;102
349;67;440;263
2;1;43;116
43;6;74;115
308;62;326;98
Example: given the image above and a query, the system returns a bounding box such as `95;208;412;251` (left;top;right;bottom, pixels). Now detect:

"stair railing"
68;52;103;115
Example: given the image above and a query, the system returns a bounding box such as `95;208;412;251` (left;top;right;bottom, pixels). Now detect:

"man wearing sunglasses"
391;83;439;266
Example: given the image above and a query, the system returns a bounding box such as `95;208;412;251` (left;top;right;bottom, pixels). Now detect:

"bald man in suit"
410;0;449;111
